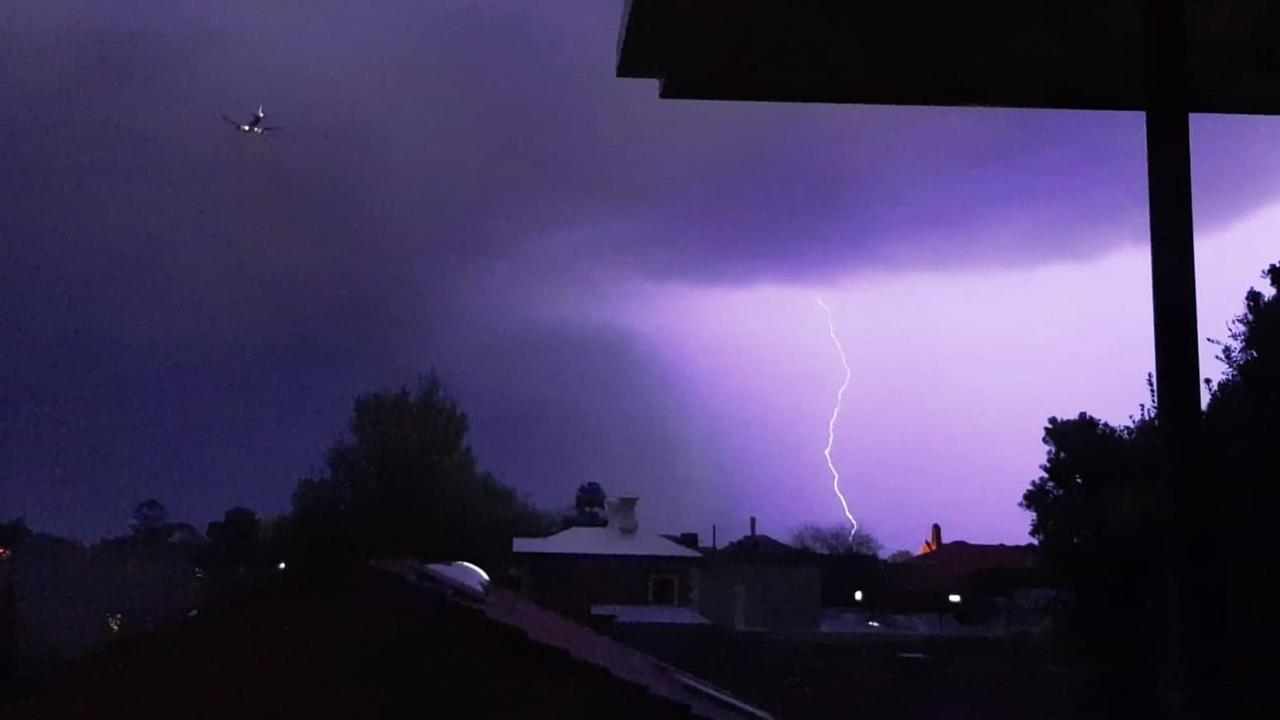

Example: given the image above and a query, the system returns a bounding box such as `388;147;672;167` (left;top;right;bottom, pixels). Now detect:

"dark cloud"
4;1;1280;538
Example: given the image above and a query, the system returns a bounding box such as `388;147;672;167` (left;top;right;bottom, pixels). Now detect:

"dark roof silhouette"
891;541;1038;592
5;562;769;720
716;534;796;556
618;2;1280;114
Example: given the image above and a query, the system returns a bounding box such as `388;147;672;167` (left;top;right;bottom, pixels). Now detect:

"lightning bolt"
818;297;858;540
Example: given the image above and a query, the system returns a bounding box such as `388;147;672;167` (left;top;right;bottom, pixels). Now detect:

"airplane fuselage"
225;106;273;135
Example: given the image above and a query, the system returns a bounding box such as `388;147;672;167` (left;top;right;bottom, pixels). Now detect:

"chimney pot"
607;497;639;534
750;516;757;537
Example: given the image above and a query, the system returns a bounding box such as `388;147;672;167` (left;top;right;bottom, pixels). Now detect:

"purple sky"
3;1;1279;552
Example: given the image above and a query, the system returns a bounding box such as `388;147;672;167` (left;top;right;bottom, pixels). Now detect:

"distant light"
106;613;122;634
277;561;287;570
188;609;199;617
867;620;881;627
853;590;864;602
948;593;962;604
454;561;490;583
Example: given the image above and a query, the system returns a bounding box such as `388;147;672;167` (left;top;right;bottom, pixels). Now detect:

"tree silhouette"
574;482;606;513
1021;261;1280;714
791;524;882;556
563;482;608;528
206;507;262;567
288;374;553;569
0;517;32;550
130;499;170;539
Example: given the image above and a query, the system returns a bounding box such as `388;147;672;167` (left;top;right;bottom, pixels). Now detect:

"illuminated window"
649;574;679;605
853;590;864;602
947;593;962;604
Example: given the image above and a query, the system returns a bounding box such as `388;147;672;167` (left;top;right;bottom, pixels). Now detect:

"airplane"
222;105;282;135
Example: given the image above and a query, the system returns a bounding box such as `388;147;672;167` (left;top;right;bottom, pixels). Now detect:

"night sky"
4;1;1280;553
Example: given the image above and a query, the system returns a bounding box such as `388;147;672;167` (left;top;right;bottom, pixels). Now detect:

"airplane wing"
222;115;241;126
261;126;284;132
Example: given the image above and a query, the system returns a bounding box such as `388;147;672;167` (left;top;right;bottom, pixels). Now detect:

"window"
649;574;678;605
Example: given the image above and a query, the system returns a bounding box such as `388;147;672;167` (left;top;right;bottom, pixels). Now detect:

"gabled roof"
713;534;804;559
513;526;702;557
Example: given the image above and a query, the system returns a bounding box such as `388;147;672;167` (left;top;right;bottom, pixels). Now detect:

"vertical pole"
1143;1;1197;715
1145;106;1199;715
1145;110;1201;483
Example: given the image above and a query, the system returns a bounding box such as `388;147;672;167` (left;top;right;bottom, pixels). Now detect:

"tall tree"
289;374;552;568
1021;261;1280;714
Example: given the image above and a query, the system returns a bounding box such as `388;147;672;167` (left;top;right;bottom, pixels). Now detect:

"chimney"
712;524;717;549
606;497;639;535
750;516;757;537
931;523;942;549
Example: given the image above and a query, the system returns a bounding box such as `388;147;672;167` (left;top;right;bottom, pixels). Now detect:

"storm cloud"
4;1;1280;546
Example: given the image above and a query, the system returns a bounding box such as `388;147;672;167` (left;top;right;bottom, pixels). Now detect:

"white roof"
513;527;702;557
591;605;711;625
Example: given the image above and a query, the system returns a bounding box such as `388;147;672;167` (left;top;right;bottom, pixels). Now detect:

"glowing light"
277;561;287;570
106;613;122;634
854;590;864;602
867;620;881;627
948;593;962;604
454;561;491;583
817;297;858;539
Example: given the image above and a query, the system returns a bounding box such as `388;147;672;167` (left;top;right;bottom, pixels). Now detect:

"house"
879;524;1045;626
511;496;708;624
697;518;822;630
817;525;1046;636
